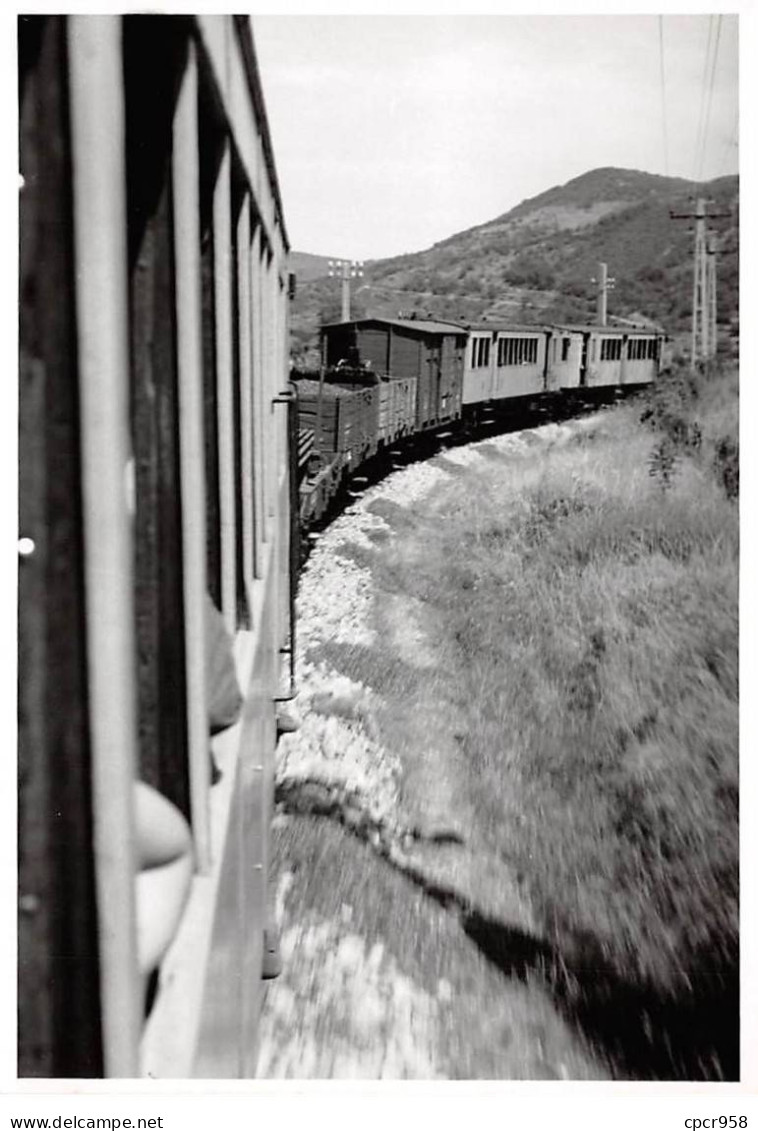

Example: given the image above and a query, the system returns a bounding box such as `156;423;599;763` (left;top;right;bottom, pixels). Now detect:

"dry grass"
421;365;739;1079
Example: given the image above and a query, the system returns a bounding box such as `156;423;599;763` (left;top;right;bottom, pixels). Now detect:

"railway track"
258;415;612;1079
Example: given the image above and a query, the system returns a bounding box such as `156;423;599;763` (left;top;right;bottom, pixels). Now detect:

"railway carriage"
550;325;664;390
19;13;293;1078
463;323;553;410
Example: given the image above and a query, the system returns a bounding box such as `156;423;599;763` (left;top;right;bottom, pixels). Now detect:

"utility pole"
695;199;708;363
706;233;718;359
592;262;615;326
670;198;729;369
328;258;364;322
315;329;327;467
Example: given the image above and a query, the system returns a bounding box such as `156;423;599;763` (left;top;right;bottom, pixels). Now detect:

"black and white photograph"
12;2;748;1106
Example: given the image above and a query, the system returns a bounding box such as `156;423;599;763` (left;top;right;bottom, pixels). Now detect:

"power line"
698;13;723;183
718;110;739;177
692;16;714;185
658;16;670;176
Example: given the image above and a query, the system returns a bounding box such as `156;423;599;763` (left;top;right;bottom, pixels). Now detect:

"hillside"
290;168;739;360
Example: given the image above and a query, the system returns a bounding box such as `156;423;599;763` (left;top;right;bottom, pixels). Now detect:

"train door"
429;340;442;422
579;333;589;388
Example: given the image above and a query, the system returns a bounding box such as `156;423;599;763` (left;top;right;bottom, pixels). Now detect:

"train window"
230;168;250;627
198;86;224;614
233;187;256;604
629;338;653;360
172;39;215;868
477;337;489;368
198;58;250;634
630;338;651;360
124;16;192;822
250;227;268;570
498;336;542;366
600;338;622;361
562;338;571;362
262;245;276;534
472;336;489;368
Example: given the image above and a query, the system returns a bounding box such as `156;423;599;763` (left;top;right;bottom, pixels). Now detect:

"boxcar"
321;317;467;433
19;14;293;1078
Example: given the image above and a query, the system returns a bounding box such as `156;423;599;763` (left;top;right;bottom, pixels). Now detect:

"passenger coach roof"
321;317;467;336
551;324;662;334
463;322;550;333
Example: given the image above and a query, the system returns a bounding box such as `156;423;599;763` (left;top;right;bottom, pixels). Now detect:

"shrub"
713;436;739;500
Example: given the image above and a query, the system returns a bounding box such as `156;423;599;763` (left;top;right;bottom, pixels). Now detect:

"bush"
713;436;739;500
422;393;738;1077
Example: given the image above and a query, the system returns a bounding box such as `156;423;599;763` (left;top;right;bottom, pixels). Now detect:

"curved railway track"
259;415;614;1080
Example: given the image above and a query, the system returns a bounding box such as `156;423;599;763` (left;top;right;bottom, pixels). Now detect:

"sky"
253;13;739;261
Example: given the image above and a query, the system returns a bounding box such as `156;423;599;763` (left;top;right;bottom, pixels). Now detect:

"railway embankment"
257;362;738;1080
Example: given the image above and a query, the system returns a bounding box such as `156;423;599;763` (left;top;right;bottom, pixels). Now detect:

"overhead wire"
692;15;714;186
718;109;738;178
698;13;723;184
658;16;670;176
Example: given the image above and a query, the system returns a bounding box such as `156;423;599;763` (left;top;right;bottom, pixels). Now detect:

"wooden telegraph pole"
592;262;615;326
328;258;364;322
670;198;729;369
706;232;718;359
315;327;327;468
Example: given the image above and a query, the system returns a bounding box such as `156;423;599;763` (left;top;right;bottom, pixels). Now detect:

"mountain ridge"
290;167;739;360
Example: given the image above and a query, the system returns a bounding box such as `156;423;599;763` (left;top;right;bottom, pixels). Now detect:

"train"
295;316;665;522
18;14;294;1077
17;12;666;1082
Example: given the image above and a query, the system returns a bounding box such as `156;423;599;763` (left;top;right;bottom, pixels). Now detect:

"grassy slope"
421;365;739;1078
